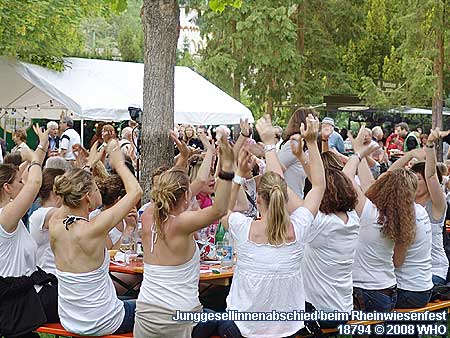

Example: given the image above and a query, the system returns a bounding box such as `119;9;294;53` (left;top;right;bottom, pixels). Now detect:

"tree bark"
141;0;180;202
432;11;444;161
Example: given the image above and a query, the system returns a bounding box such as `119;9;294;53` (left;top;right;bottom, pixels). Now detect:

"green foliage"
0;0;116;69
209;0;242;13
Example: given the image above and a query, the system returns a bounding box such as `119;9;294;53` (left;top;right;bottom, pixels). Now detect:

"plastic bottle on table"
220;231;233;268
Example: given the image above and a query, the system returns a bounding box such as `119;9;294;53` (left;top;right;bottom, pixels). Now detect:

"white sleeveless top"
352;199;396;290
226;207;314;338
395;203;433;291
302;210;360;313
29;207;56;275
138;243;201;311
425;201;449;280
0;209;37;278
56;250;125;336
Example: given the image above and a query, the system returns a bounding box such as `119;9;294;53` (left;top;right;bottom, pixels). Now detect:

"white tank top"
0;208;37;278
29;207;56;275
138;242;201;311
56;249;125;336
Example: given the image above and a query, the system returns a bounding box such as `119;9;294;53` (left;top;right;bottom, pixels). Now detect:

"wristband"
425;143;435;148
232;174;246;186
263;144;277;153
28;161;42;172
240;131;250;138
83;164;92;172
37;144;47;153
354;152;362;161
218;170;235;181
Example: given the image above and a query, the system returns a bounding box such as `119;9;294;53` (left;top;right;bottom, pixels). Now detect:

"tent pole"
81;118;84;147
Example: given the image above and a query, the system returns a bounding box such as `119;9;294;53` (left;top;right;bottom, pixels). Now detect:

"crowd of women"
0;107;449;338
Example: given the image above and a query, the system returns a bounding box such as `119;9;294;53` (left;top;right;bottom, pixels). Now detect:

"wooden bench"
35;323;133;338
35;300;450;338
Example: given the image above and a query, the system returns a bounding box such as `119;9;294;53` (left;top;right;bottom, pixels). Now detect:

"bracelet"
83;164;92;171
263;144;277;153
240;131;250;138
425;143;435;148
36;144;47;153
28;161;42;172
218;170;235;181
232;174;246;186
354;152;362;161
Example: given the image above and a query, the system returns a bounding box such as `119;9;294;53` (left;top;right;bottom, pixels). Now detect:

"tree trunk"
141;0;180;202
432;12;444;161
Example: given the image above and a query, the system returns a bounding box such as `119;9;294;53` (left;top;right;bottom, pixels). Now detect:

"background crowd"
1;109;450;338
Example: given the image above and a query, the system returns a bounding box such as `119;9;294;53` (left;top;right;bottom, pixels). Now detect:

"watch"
233;174;246;186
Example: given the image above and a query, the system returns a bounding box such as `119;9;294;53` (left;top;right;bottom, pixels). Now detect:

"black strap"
244;190;257;209
61;134;70;141
63;215;89;231
120;141;131;149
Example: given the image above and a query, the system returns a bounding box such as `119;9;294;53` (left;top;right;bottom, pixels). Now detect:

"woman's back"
226;207;314;338
302;210;360;313
352;199;395;289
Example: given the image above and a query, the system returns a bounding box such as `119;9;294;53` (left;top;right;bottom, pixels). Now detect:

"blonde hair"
151;168;190;238
257;172;290;245
54;168;94;208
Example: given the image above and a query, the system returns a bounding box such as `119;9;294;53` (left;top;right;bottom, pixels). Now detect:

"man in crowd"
47;121;60;157
59;116;80;162
321;117;345;154
396;122;420;152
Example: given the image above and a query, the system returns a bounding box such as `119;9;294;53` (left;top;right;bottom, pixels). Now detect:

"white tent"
0;57;254;124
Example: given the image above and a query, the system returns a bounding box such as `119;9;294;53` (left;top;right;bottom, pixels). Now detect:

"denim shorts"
353;286;397;312
114;299;136;334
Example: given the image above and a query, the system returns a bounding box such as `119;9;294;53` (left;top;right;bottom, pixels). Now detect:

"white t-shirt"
352;199;396;290
226;207;314;338
56;250;125;335
59;128;81;160
302;210;360;313
0;215;37;278
29;207;56;275
278;141;307;199
395;204;433;291
425;201;449;280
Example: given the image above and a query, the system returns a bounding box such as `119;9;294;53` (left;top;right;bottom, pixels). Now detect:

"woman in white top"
390;129;448;285
134;135;234;338
29;168;65;276
50;140;142;336
301;151;359;328
277;107;315;198
219;115;326;338
344;126;417;312
0;126;59;334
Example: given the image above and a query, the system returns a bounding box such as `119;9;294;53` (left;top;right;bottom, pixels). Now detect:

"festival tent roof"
0;57;254;124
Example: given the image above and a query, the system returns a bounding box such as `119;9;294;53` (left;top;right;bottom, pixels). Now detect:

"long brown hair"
365;168;417;246
150;168;190;238
283;107;318;143
258;172;290;245
320;152;357;214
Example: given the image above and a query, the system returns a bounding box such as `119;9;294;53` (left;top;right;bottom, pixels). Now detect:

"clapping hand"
255;115;277;145
300;114;319;144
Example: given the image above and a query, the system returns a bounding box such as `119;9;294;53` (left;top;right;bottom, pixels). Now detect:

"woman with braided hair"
134;135;235;338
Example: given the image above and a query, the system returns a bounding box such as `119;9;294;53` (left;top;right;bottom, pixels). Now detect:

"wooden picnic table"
109;260;234;286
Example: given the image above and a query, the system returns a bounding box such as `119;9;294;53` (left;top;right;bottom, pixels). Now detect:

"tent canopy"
0;57;254;124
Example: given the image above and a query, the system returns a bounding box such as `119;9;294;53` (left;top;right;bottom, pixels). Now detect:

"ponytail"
258;172;290;245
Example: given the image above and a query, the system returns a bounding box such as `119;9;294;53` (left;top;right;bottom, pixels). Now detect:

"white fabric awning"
0;57;254;124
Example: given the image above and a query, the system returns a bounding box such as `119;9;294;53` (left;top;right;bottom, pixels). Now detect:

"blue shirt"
328;131;345;154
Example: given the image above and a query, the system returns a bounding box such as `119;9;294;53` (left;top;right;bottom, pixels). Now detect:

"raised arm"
0;125;48;232
424;129;446;219
388;148;425;171
357;158;375;193
342;125;379;216
233;118;251;159
297;116;325;217
175;134;234;234
91;140;143;237
255;115;304;213
190;130;215;196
